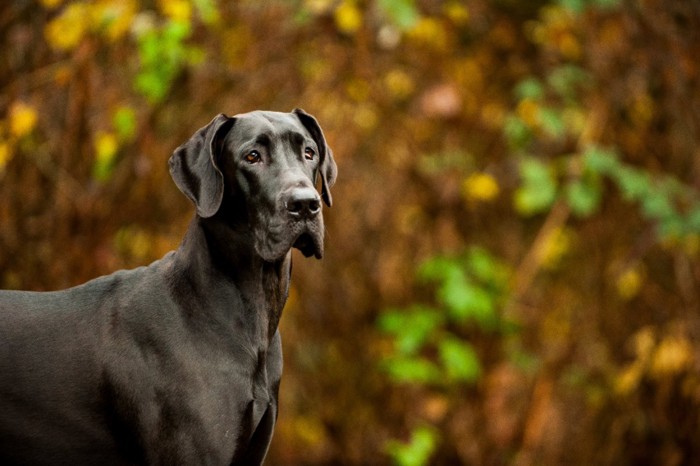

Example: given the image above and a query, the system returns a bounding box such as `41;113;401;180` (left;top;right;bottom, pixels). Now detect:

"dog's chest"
105;331;281;464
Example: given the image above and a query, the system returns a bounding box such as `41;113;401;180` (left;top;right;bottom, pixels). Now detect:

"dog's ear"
169;114;235;218
293;108;337;207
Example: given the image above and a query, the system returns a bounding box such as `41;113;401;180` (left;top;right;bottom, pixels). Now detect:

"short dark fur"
0;109;337;465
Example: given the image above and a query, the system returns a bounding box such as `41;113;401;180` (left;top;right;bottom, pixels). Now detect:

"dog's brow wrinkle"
282;131;305;147
255;134;271;146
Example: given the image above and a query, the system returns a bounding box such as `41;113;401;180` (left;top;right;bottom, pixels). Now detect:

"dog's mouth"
293;230;323;259
255;215;325;262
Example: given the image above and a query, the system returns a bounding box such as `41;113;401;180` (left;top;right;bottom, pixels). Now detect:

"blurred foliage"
2;0;700;464
386;425;439;466
379;248;510;388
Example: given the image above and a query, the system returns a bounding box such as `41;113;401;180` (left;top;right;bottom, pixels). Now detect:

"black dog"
0;109;337;465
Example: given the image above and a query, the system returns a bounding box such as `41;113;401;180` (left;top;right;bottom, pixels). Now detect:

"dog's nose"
285;187;321;219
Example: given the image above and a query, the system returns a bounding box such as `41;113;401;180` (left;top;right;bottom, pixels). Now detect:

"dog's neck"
171;216;291;347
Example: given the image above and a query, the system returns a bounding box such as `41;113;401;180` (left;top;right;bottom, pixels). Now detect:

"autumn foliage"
1;0;700;464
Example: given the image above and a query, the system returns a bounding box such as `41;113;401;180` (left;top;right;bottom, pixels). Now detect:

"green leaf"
548;65;590;99
382;356;441;384
377;306;444;355
538;107;565;138
378;0;420;30
558;0;619;13
418;256;463;285
386;426;438;466
193;0;220;24
163;20;191;41
377;309;405;334
615;167;651;202
112;106;137;142
466;247;499;283
514;157;558;216
582;145;619;174
594;0;621;9
185;45;206;66
133;20;193;104
138;30;157;57
439;280;495;325
557;0;586;13
640;189;675;220
566;178;602;217
438;338;481;382
657;216;684;240
135;73;166;103
503;115;532;149
515;77;544;100
687;207;700;233
416;251;505;328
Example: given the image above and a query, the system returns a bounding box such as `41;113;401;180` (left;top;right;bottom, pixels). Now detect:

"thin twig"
509;199;572;305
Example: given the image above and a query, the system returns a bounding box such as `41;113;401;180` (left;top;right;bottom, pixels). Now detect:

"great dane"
0;109;337;465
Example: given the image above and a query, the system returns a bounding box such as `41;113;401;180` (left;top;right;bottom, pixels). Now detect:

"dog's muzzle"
284;187;321;220
283;186;324;259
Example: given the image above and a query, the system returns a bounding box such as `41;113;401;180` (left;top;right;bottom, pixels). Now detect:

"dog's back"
0;260;173;465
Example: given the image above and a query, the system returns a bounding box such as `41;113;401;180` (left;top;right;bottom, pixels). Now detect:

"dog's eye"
244;150;261;164
304;147;315;160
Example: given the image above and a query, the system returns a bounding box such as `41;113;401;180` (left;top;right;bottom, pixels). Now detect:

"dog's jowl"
0;109;337;466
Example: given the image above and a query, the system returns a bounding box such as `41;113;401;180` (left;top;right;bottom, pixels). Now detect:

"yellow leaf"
40;0;64;8
384;69;415;101
615;361;643;395
562;108;586;135
615;326;655;395
632;326;656;360
444;2;469;25
130;230;151;260
0;141;12;172
334;0;362;35
115;227;152;261
540;227;572;270
158;0;192;22
650;336;693;378
407;17;448;51
463;173;500;203
541;5;574;30
92;0;138;42
44;2;89;51
352;104;378;131
516;98;540;127
616;266;643;300
558;32;581;60
293;415;328;446
94;131;118;164
345;78;370;102
525;21;546;44
9;102;38;138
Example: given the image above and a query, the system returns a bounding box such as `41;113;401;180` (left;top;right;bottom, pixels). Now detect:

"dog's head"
169;109;337;262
